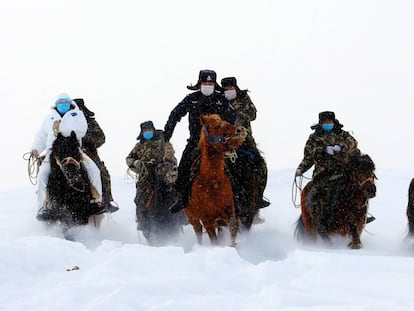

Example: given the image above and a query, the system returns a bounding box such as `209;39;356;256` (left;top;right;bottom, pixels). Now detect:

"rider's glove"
333;145;342;152
31;149;39;159
326;146;335;155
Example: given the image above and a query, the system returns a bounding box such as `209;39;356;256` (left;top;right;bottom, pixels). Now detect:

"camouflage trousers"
310;173;343;229
225;136;268;214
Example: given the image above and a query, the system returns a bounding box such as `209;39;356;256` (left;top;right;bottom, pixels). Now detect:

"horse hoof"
348;241;362;249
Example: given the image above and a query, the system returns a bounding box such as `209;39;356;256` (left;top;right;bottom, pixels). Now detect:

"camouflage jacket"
126;133;176;183
297;129;358;181
227;94;257;134
82;117;105;161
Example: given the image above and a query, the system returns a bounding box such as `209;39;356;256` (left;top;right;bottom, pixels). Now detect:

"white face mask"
200;85;215;96
224;89;237;101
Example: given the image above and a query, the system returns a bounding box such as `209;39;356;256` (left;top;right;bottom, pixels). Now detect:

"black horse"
226;145;268;231
135;159;184;245
406;179;414;237
47;131;103;237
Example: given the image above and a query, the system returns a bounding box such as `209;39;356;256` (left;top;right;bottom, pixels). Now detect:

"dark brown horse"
184;114;247;246
406;179;414;237
295;153;376;249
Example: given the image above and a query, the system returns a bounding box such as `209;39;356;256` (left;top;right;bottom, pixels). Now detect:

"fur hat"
187;70;222;91
318;111;336;123
137;120;155;140
73;98;95;117
221;77;248;96
311;111;343;132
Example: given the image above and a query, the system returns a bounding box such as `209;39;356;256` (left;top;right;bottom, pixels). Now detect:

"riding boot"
366;215;376;224
258;197;271;209
36;203;59;222
104;201;119;213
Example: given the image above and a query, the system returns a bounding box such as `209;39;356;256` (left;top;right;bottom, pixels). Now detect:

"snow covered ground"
1;169;414;311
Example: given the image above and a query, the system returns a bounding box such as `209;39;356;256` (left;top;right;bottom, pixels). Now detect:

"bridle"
203;121;240;145
55;156;85;192
56;156;81;169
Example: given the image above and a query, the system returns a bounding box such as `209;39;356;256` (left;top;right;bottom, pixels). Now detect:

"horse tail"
294;214;306;241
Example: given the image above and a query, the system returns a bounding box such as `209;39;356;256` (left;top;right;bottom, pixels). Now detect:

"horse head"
52;131;85;190
347;152;377;199
199;114;247;152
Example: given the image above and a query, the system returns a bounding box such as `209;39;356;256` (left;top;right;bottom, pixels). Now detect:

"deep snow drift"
1;169;414;311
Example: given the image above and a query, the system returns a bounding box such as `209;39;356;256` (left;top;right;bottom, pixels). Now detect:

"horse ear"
70;131;77;140
200;115;209;126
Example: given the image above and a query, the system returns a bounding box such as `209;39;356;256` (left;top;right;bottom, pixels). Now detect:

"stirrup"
105;201;119;213
366;215;376;224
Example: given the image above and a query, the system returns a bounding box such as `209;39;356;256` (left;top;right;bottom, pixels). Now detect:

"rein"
291;174;311;208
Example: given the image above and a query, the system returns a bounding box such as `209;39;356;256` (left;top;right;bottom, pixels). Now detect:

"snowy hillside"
1;169;414;311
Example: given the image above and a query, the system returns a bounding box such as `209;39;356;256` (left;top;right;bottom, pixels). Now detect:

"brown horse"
295;153;376;249
185;114;247;246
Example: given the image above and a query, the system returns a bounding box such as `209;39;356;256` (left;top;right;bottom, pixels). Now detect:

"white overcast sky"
2;0;414;188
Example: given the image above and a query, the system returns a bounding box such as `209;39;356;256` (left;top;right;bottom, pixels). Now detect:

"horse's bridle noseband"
203;121;244;146
56;156;81;169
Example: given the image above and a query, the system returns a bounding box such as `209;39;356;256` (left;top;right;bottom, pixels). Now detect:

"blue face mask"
322;123;334;132
56;103;71;115
143;131;154;140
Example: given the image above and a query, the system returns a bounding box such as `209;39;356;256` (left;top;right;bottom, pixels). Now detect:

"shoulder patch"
71;112;77;117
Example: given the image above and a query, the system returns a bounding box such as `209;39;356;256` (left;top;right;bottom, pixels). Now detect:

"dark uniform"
296;111;359;235
73;98;118;213
164;70;236;212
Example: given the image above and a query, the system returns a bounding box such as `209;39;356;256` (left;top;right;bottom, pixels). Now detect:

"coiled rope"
23;152;39;185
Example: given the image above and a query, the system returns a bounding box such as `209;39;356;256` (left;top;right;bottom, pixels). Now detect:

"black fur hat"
137;120;155;140
318;111;336;123
311;111;343;132
221;77;248;96
73;98;95;118
187;70;222;91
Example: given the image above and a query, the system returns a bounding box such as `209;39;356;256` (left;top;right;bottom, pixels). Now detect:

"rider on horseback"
295;111;361;237
73;98;119;214
164;70;237;213
221;77;270;212
126;121;178;234
31;93;103;221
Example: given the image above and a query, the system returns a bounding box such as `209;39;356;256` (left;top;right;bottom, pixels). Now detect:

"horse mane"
347;152;376;173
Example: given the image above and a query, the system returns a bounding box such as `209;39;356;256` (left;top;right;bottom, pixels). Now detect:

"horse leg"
88;213;104;228
188;219;203;244
407;179;414;236
348;223;363;249
204;224;219;245
229;210;239;247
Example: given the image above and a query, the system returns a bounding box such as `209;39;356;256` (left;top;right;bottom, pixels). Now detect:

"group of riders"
30;68;373;237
